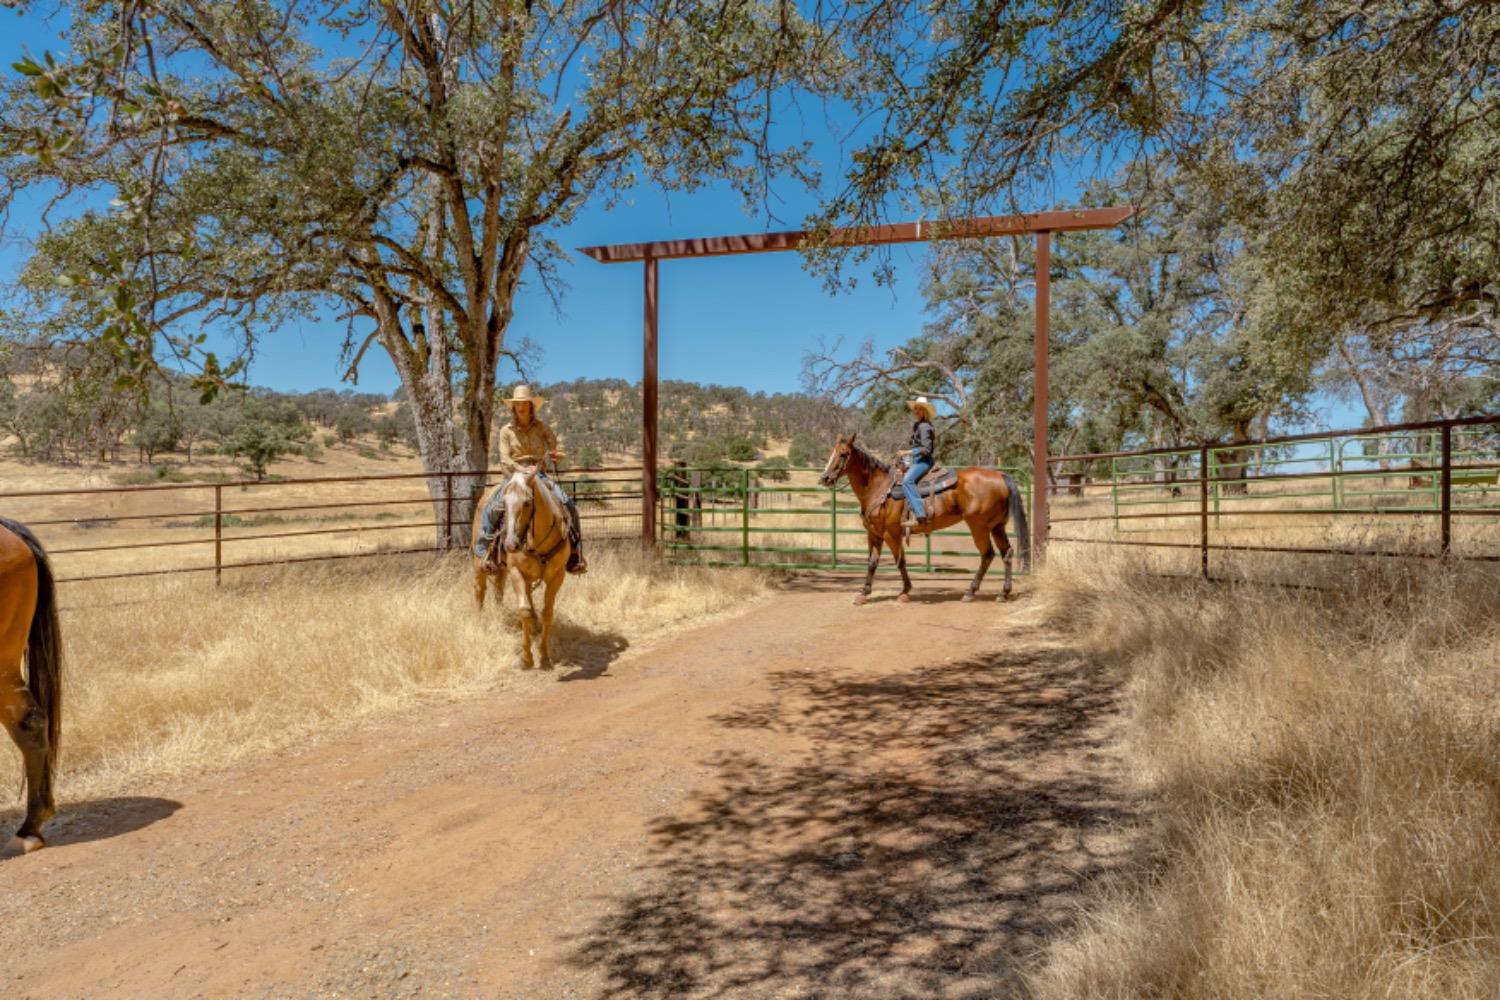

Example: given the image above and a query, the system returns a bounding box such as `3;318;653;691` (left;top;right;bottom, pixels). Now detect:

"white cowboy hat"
503;384;545;408
906;396;936;421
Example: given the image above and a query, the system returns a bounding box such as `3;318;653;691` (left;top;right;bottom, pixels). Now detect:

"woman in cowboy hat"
898;395;938;530
483;384;587;573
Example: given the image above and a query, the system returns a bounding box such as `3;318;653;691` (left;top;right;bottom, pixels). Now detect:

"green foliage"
373;414;400;447
725;437;757;461
756;456;791;482
2;0;839;484
576;443;604;469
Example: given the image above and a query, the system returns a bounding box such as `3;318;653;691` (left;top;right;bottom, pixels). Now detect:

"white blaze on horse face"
819;438;846;486
502;473;532;553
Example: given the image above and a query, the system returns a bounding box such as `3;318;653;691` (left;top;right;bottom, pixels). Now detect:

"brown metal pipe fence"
2;466;645;586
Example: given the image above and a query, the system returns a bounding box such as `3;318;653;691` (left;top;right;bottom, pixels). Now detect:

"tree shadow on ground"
1;796;181;859
554;622;630;682
569;643;1138;999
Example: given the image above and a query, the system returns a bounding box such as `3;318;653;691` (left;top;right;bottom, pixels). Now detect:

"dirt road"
2;577;1137;999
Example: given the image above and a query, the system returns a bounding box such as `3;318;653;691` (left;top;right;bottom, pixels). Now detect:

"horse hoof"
897;592;911;604
999;591;1016;603
961;592;975;603
853;594;868;606
7;834;44;855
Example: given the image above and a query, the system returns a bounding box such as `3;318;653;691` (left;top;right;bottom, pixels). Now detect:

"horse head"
818;432;857;487
501;465;540;553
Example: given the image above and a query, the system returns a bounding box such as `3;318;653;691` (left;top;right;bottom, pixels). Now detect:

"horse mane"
507;468;564;521
852;439;889;473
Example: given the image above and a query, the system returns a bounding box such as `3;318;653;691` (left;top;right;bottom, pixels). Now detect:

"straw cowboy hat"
906;396;936;421
503;384;545;409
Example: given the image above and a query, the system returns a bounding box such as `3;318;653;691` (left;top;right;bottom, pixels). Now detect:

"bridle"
820;440;855;486
504;471;567;565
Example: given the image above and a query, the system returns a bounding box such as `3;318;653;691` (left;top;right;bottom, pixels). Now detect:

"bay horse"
470;466;571;670
819;433;1030;605
0;517;63;853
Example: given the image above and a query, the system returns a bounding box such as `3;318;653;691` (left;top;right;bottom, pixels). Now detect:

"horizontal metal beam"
577;207;1135;263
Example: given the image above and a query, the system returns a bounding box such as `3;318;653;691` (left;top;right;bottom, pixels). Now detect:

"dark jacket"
909;420;935;464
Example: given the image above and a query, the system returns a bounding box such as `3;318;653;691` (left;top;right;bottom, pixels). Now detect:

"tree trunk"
1217;417;1255;495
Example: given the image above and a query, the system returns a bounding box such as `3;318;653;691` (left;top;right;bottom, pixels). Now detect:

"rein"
509;476;567;566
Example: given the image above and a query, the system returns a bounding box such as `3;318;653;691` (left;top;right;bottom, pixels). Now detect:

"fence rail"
1054;414;1500;578
2;465;646;586
656;463;1031;576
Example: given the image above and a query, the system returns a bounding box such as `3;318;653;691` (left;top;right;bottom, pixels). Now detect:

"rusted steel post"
1199;444;1210;579
1440;421;1452;557
444;472;454;550
214;484;223;586
1033;230;1051;563
643;256;659;551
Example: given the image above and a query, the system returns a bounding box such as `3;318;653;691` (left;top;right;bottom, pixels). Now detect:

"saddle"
887;463;958;501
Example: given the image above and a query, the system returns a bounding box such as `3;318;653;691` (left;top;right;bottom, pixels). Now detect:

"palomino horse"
0;517;63;853
819;433;1030;605
470;466;571;670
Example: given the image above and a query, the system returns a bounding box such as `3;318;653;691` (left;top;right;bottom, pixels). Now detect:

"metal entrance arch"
578;206;1133;562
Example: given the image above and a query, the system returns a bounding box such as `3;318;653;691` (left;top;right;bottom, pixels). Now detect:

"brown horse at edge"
0;517;63;853
818;433;1030;604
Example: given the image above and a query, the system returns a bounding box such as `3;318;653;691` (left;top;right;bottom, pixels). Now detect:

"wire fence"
2;466;647;587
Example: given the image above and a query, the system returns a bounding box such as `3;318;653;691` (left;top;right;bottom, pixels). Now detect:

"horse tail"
3;518;62;770
1002;472;1031;570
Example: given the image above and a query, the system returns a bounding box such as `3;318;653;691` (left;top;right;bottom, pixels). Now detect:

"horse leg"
512;572;538;670
473;561;489;610
854;534;883;606
2;656;53;853
992;523;1015;601
538;568;562;671
962;520;996;603
891;534;914;603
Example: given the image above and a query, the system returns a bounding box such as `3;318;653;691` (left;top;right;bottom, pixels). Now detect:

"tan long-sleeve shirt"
498;419;559;472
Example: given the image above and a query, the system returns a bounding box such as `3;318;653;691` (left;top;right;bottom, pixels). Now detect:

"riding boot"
565;503;587;574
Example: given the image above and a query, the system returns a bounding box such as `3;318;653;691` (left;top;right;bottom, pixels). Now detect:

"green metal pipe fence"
656;464;1032;575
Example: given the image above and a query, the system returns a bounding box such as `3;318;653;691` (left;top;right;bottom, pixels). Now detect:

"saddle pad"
888;466;958;501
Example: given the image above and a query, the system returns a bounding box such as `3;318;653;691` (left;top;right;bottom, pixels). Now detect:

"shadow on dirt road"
569;642;1137;998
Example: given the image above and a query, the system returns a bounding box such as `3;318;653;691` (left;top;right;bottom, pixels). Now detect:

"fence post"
1440;421;1452;557
672;460;689;542
1330;438;1341;512
741;467;751;567
444;472;454;551
1110;457;1119;533
214;484;223;586
690;470;703;530
1199;444;1210;580
829;483;838;569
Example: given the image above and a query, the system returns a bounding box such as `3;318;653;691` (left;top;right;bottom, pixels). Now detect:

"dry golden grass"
5;546;765;804
1022;545;1500;999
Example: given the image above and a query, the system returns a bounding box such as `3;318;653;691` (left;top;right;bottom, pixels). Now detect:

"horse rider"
899;395;937;533
478;384;587;574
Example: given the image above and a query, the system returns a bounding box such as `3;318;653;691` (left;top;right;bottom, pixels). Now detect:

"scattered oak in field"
1024;551;1500;999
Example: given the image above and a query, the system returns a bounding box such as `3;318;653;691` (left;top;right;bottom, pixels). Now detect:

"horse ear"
848;431;857;444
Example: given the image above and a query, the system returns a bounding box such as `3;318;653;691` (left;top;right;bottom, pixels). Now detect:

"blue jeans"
903;457;934;520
